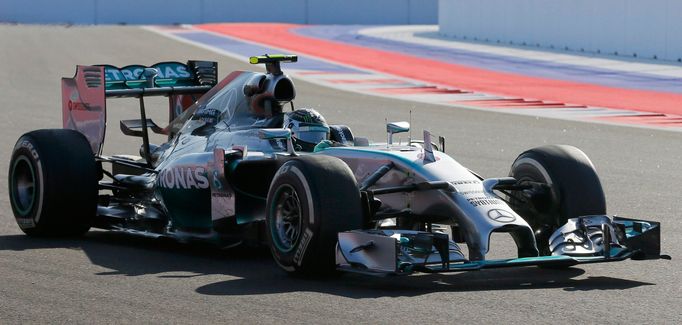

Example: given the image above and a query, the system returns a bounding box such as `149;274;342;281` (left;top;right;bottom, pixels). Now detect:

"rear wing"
62;61;217;155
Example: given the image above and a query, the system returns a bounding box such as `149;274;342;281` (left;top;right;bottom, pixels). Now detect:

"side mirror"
258;129;296;156
386;121;410;145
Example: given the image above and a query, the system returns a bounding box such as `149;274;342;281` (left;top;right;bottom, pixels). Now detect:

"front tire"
266;155;363;275
8;129;98;236
508;145;606;255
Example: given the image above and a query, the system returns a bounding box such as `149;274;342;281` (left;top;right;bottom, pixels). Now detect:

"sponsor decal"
487;209;516;223
211;170;223;190
67;90;84;111
275;164;291;178
66;89;100;112
211;192;235;220
452;179;485;195
451;180;481;185
104;63;191;82
467;196;503;207
157;166;209;190
212;192;232;198
294;228;314;266
20;140;39;160
156;65;191;79
458;190;485;195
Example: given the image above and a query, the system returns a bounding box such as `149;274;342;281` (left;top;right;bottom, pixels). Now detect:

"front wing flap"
336;216;666;276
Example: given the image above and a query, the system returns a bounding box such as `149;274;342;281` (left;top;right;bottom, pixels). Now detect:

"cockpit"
189;55;297;132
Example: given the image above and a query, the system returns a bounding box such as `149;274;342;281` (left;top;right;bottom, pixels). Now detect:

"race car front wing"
336;215;666;276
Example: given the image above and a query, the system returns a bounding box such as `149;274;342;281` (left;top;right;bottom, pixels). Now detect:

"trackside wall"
0;0;437;25
439;0;682;62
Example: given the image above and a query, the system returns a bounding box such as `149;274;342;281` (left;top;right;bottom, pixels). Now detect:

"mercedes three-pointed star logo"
487;209;516;223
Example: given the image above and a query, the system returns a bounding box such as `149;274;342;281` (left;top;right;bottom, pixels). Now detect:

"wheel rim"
11;155;36;216
271;184;303;252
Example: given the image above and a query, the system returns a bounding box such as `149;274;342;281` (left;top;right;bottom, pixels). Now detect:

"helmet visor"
294;125;329;144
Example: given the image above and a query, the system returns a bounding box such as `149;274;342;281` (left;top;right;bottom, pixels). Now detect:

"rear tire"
508;145;606;255
266;155;363;275
8;129;98;236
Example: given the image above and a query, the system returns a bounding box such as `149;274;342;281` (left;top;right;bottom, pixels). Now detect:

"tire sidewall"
266;161;320;273
8;136;45;231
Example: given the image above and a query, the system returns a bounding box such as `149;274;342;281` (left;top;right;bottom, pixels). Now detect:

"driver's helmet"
284;108;330;151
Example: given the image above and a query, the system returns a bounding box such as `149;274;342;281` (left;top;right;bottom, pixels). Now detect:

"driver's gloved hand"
313;140;333;152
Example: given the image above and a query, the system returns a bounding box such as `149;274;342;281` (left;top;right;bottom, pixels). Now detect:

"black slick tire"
508;144;606;255
266;155;362;275
8;129;98;236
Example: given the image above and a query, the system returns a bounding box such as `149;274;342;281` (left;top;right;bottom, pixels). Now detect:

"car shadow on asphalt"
0;231;654;298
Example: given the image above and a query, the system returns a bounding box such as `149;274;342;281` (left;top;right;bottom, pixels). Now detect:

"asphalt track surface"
0;25;680;324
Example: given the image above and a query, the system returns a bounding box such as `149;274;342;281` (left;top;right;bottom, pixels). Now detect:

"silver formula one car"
8;54;666;276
